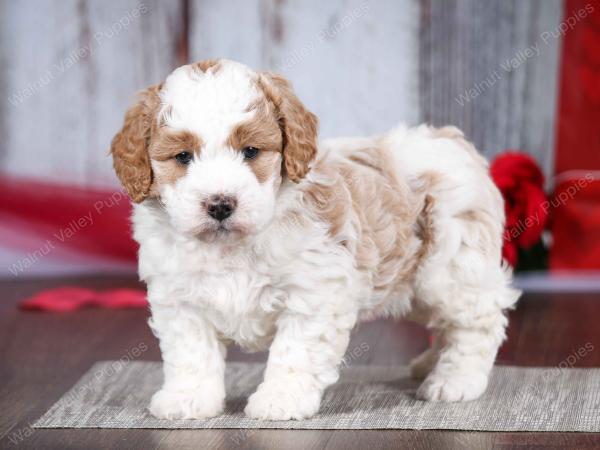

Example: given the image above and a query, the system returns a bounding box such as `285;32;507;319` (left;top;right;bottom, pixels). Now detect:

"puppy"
111;59;520;421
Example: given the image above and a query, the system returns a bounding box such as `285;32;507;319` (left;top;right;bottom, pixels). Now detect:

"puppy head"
111;59;318;239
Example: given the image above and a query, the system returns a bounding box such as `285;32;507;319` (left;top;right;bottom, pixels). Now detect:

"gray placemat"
33;361;600;431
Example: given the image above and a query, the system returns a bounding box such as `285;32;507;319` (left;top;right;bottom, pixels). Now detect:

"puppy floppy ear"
259;73;318;182
111;84;162;203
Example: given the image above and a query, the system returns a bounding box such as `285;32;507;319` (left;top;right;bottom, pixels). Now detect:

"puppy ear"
110;84;161;203
259;73;318;182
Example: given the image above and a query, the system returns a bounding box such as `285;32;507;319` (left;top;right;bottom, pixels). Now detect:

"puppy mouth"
216;224;232;234
192;219;249;240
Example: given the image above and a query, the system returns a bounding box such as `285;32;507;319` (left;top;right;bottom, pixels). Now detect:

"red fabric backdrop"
551;0;600;270
0;175;137;263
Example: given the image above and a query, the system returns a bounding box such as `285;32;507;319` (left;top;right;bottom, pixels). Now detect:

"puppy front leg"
245;311;355;420
148;302;226;420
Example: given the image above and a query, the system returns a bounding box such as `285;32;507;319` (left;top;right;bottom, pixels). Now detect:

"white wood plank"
83;0;185;185
188;0;421;140
188;0;263;67
1;0;559;185
0;0;184;187
2;0;90;183
262;0;421;139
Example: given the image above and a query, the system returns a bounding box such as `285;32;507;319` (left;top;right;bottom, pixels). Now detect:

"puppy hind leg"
414;231;519;401
416;311;507;402
416;276;518;402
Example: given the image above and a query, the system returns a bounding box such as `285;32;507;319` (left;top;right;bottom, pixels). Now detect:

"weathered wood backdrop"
0;0;562;187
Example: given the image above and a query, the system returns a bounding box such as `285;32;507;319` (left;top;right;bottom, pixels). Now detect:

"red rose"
490;152;548;266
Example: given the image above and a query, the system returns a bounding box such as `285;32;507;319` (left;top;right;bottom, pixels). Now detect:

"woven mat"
33;361;600;432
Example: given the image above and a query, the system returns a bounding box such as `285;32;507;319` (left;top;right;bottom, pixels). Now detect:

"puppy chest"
187;271;284;349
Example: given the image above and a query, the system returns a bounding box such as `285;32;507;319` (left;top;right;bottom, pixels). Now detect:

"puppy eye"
175;151;193;165
242;147;260;160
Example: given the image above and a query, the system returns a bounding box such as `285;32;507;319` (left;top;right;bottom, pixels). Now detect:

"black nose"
206;194;237;221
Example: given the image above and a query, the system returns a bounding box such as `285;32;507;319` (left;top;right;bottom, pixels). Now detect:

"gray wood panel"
419;0;562;177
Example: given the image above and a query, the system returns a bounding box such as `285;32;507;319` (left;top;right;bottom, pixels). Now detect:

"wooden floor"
1;276;599;449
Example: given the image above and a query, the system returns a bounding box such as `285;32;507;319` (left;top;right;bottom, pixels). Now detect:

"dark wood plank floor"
0;276;599;449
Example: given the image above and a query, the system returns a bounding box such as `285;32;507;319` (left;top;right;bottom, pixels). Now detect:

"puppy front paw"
149;387;224;420
245;377;322;421
416;371;488;402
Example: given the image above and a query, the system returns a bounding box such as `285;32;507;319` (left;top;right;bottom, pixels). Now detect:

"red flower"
490;152;548;266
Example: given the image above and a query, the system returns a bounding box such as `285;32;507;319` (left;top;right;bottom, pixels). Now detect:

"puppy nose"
206;194;237;221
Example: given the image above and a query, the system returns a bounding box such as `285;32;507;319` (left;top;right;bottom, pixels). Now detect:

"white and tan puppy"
111;59;519;421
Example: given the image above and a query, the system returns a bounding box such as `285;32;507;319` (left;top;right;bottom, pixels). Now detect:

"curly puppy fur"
111;59;520;420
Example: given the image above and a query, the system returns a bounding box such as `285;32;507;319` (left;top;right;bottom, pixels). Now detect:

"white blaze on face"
156;61;278;238
160;61;259;144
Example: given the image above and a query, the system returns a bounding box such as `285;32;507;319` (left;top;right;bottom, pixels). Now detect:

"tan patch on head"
227;101;283;184
257;73;319;182
192;59;222;74
111;84;163;203
149;130;203;188
248;151;282;184
150;130;203;161
228;103;282;153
